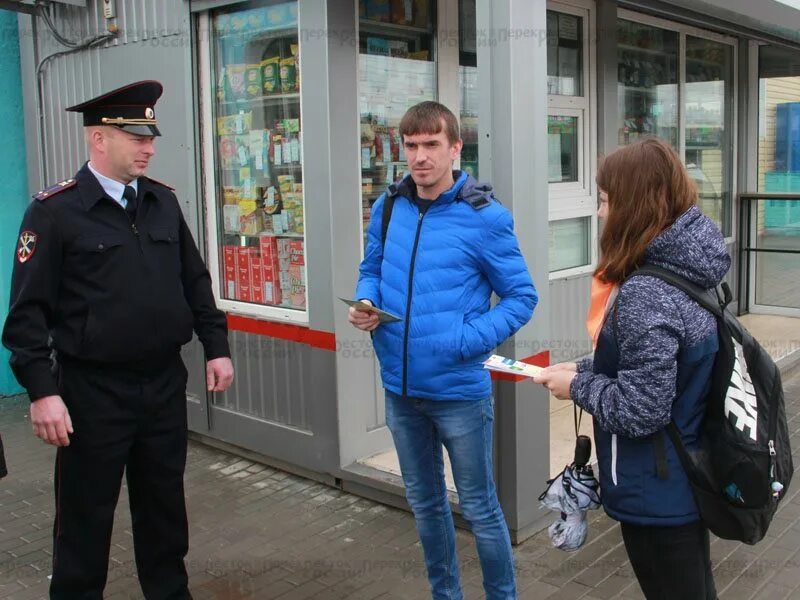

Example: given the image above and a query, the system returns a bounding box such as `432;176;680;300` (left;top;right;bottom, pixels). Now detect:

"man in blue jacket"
350;101;537;599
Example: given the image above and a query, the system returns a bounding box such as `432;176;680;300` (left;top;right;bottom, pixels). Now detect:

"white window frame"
618;8;739;242
197;10;310;325
548;0;598;280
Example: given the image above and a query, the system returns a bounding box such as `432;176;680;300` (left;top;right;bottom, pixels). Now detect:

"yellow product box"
238;200;262;236
261;57;281;94
277;174;295;195
280;56;297;94
226;64;248;100
217;112;252;135
245;64;262;98
222;186;242;205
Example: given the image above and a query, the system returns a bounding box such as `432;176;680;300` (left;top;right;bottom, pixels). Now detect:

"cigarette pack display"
223;245;238;269
250;255;264;289
259;235;279;261
263;281;281;305
238;282;252;302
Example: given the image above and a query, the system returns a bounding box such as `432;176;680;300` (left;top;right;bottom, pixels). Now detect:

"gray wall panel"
216;330;326;433
549;274;593;363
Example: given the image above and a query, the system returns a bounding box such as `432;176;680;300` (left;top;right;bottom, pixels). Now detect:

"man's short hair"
399;101;460;145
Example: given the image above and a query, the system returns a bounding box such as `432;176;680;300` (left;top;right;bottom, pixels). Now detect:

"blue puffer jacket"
571;205;731;525
355;171;537;401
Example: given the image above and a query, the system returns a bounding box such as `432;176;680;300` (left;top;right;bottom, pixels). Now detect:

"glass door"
616;13;736;237
685;36;734;234
752;45;800;315
617;19;679;148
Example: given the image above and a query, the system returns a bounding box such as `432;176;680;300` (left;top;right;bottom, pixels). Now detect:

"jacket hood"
456;173;497;206
390;171;492;206
645;205;731;288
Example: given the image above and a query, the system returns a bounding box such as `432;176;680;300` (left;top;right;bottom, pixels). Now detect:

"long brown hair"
596;137;697;284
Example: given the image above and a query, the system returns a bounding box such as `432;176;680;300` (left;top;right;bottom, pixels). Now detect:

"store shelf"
216;26;296;42
618;43;676;59
219;93;300;109
359;18;432;38
223;231;304;239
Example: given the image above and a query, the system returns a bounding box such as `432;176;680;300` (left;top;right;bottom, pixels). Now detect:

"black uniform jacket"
2;163;230;400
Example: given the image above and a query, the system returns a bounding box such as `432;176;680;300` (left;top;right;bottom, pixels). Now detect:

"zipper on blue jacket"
402;210;426;398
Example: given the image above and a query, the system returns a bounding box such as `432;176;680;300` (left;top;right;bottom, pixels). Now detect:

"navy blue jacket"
571;206;731;525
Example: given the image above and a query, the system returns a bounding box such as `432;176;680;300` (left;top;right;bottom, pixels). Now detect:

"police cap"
66;80;163;137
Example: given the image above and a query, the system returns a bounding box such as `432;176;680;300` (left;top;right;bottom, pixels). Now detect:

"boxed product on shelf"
222;204;241;234
288;240;305;266
280;56;297;94
238;200;262;236
245;64;262;98
366;37;391;56
222;245;238;300
226;64;248;100
261;56;281;94
236;247;259;302
288;264;306;309
250;255;264;304
391;0;413;24
413;0;429;26
365;0;391;21
217;112;252;135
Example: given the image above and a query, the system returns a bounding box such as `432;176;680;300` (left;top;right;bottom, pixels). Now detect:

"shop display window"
459;0;478;178
617;19;679;148
358;0;437;239
548;115;579;183
617;15;736;235
547;10;583;97
685;36;733;233
547;3;595;275
209;1;307;313
550;217;590;272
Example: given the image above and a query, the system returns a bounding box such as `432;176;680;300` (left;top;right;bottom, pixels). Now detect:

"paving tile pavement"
1;366;799;599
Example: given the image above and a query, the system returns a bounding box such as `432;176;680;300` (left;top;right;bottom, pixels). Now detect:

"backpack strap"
632;264;724;318
381;186;399;249
664;420;704;485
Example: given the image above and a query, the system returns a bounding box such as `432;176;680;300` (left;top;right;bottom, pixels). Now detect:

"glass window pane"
756;45;800;308
548;116;579;183
617;19;678;148
685;37;733;235
211;1;306;312
549;217;590;272
547;10;583;96
459;0;478;179
358;0;437;240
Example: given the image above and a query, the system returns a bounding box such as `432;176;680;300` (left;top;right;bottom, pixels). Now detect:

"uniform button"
98;243;104;250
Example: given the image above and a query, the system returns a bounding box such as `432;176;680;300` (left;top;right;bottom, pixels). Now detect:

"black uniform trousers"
50;354;192;600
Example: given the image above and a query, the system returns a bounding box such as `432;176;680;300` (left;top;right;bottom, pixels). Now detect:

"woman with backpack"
535;137;730;600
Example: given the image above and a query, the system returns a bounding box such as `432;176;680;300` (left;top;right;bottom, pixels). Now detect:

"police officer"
2;80;234;599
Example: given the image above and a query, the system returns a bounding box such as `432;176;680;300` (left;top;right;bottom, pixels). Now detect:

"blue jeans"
385;390;517;600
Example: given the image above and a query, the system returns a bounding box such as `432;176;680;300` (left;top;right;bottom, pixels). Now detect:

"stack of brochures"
483;354;543;378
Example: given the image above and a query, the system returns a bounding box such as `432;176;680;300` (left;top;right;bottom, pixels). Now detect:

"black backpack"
632;265;794;544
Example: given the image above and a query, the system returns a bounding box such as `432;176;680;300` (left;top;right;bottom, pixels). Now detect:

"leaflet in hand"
339;297;402;323
483;354;543;378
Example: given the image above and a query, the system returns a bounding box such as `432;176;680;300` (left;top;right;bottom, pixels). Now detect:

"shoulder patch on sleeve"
144;176;175;192
33;178;76;201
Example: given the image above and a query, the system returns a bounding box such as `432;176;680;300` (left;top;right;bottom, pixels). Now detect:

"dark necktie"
123;185;137;220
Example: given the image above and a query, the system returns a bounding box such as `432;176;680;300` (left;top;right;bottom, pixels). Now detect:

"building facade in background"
6;0;800;540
